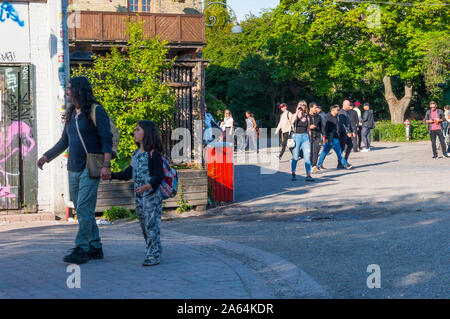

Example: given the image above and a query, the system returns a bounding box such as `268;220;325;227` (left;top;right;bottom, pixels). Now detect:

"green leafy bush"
102;206;137;221
373;121;429;142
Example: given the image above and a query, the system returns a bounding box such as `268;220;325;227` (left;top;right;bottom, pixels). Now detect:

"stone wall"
153;0;201;15
69;0;202;14
69;0;128;12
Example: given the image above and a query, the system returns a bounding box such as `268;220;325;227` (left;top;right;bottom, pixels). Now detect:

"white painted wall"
0;2;30;63
0;1;69;214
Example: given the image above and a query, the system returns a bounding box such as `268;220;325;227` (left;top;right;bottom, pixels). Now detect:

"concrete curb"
166;229;330;298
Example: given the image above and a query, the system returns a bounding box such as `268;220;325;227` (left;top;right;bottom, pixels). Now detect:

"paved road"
164;141;450;298
0;220;327;299
0;141;448;298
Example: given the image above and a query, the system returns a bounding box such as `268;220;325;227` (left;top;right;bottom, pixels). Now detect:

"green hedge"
373;121;429;142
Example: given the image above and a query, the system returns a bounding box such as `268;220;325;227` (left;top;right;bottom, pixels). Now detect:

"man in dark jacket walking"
424;101;449;158
361;103;375;152
309;102;325;172
312;104;353;173
348;104;360;152
337;100;354;168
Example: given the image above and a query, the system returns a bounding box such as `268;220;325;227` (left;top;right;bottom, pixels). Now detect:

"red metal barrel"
207;143;234;202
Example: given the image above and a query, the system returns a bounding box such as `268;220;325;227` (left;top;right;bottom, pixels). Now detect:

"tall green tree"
269;0;450;123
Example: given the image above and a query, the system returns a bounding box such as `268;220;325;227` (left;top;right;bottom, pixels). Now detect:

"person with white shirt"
275;103;293;160
220;109;234;143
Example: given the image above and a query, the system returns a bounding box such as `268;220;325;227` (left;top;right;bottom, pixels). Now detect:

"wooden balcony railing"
68;11;205;45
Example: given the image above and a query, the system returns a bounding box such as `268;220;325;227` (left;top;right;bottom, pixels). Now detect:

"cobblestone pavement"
0;220;328;299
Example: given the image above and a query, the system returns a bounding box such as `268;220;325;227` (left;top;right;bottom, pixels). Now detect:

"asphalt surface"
163;141;450;298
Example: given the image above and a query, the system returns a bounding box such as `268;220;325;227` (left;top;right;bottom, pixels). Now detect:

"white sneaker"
360;148;368;152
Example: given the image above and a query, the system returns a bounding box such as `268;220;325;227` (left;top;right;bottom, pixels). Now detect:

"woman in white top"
275;103;293;160
220;109;234;143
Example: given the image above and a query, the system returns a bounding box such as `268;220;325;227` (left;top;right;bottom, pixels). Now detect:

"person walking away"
354;101;363;150
274;103;293;160
220;109;234;144
244;111;258;153
309;102;325;173
348;103;360;152
361;103;375;152
424;101;449;158
290;103;314;182
312;105;353;174
37;76;113;264
337;100;354;168
111;120;165;266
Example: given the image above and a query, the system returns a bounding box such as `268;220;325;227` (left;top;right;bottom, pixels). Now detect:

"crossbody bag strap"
75;114;89;155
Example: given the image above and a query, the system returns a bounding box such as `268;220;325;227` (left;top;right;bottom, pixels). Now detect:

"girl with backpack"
110;120;166;266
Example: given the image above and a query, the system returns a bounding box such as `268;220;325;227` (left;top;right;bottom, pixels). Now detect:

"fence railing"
68;11;206;44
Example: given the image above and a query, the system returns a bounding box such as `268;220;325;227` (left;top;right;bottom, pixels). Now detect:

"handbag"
287;112;296;148
75;114;104;179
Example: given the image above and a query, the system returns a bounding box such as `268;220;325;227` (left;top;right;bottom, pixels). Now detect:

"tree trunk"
383;75;413;124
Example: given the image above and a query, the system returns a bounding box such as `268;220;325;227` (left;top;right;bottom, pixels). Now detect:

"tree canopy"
204;0;450;125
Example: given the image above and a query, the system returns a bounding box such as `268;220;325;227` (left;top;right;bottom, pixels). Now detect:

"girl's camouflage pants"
135;187;163;260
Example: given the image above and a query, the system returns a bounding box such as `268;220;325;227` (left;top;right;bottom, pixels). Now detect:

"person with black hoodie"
309;102;325;173
348;104;360;152
361;103;375;152
312;105;353;173
337;100;354;168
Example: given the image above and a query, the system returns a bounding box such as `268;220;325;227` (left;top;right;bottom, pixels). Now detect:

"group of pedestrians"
275;100;375;182
206;107;260;152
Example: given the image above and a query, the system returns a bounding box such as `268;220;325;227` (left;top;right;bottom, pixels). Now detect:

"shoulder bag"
75;114;104;179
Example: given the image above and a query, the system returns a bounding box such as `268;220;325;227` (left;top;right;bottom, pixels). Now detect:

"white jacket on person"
275;111;293;134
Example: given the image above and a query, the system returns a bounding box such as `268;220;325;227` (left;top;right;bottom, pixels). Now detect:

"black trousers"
361;127;372;149
279;132;292;159
430;130;447;157
310;136;321;167
353;127;361;152
357;126;362;149
338;134;353;165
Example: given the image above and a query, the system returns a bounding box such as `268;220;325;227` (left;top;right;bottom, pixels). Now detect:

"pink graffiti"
0;121;36;198
0;186;14;198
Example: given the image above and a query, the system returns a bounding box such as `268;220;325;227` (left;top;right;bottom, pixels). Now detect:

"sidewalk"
0;220;328;299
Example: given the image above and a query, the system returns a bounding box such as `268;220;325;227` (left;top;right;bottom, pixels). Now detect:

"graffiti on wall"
0;2;24;27
0;121;35;198
0;2;29;63
0;51;16;62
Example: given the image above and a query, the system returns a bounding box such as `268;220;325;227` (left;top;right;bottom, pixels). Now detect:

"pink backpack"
150;150;178;199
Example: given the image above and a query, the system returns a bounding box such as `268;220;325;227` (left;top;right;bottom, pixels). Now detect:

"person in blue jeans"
312;105;353;174
37;76;113;265
290;103;314;182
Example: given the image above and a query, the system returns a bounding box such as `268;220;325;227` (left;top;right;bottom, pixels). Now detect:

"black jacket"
362;109;375;129
338;109;353;135
310;113;325;139
324;113;340;141
348;109;359;132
